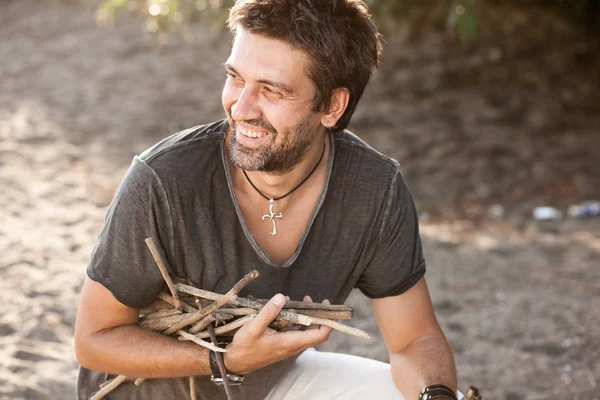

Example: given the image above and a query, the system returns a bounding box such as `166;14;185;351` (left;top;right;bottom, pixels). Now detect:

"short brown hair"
227;0;382;131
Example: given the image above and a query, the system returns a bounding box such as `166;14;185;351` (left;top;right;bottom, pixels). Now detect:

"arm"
74;277;211;378
371;277;457;400
74;277;332;378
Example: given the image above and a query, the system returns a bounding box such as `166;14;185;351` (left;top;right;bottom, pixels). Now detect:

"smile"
239;125;270;138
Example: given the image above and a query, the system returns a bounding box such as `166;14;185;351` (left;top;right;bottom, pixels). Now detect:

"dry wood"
215;308;257;316
294;309;352;320
139;312;196;332
249;297;353;312
207;324;234;400
90;374;128;400
157;292;198;313
307;316;370;339
189;377;197;400
134;378;145;386
177;330;227;353
140;298;175;314
163;271;259;336
188;315;216;334
141;308;182;321
187;315;256;339
145;237;182;311
175;284;312;326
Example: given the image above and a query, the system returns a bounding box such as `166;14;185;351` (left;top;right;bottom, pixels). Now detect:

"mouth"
238;124;271;138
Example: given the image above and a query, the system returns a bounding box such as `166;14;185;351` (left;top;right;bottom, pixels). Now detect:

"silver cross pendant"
262;198;283;236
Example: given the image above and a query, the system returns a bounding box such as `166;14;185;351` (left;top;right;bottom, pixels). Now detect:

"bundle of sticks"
91;237;369;400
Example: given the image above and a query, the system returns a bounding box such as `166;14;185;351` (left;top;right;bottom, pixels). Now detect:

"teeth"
239;126;268;138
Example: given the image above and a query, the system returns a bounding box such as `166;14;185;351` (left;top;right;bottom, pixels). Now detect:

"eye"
263;86;281;97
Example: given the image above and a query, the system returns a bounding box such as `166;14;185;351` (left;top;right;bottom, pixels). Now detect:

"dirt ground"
0;1;599;399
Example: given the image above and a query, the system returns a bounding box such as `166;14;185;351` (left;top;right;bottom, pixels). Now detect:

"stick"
163;271;259;336
177;330;227;353
186;315;256;339
249;297;353;312
307;316;370;339
157;292;198;313
207;323;234;400
140;299;175;314
90;375;128;400
141;308;182;320
214;308;257;316
145;237;182;312
134;378;145;386
189;376;197;400
188;315;216;334
294;310;353;320
175;284;312;326
139;313;196;332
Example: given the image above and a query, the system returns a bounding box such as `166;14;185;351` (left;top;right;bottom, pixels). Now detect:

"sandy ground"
0;1;599;399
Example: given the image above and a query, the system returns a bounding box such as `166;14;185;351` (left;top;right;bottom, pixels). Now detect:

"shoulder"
332;129;401;186
138;119;227;168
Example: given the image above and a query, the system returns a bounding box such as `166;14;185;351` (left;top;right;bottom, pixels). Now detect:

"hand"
223;293;333;374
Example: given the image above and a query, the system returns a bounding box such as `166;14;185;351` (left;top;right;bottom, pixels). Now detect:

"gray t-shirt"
78;119;426;399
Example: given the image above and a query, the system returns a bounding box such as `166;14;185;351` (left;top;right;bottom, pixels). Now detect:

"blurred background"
1;0;599;398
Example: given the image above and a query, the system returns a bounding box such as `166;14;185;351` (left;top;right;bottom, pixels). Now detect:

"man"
75;0;458;399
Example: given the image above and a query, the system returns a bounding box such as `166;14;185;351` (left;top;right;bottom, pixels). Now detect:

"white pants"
265;349;406;400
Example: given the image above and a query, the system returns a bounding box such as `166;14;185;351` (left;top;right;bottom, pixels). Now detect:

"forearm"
389;333;457;400
75;323;211;378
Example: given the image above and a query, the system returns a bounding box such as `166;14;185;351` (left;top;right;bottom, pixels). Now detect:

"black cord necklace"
242;141;326;236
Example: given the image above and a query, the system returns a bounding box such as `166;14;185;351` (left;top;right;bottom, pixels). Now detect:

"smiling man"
74;1;457;399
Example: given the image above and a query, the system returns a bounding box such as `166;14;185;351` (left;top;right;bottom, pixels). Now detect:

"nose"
231;86;261;122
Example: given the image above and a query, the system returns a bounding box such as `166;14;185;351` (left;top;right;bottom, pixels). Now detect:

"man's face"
222;30;325;174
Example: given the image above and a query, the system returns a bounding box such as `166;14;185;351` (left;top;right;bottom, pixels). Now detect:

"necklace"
242;141;326;236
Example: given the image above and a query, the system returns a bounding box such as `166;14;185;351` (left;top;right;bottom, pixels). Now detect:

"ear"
320;88;350;129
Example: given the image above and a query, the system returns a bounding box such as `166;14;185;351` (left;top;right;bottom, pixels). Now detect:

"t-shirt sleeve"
87;156;175;308
356;169;426;298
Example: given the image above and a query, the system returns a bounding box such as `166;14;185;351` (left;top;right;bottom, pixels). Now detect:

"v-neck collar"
220;122;335;268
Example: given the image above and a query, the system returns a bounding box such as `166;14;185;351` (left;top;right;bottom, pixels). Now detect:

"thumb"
245;293;286;338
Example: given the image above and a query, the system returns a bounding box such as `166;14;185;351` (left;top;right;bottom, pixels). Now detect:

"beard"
227;113;319;174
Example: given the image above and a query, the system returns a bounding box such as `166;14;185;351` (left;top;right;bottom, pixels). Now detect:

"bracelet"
418;384;458;400
209;349;244;386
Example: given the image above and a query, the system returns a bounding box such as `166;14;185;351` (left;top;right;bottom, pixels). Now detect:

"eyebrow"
224;63;295;95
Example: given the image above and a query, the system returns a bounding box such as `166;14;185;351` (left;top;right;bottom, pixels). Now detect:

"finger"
285;295;291;301
245;293;286;338
321;299;330;305
303;295;313;303
280;324;333;348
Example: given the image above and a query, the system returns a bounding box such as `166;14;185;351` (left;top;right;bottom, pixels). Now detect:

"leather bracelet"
209;349;244;386
418;384;458;400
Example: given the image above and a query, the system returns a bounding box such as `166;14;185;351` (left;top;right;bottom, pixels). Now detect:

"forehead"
226;30;313;92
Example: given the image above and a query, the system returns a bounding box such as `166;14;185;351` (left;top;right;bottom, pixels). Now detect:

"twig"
157;292;198;313
163;271;259;336
140;298;175;314
294;309;353;320
188;315;216;334
189;376;197;400
250;297;353;312
139;313;196;332
185;315;256;339
175;284;312;326
207;323;234;400
90;375;128;400
177;330;227;353
134;378;145;386
145;237;182;311
307;316;370;339
141;308;182;320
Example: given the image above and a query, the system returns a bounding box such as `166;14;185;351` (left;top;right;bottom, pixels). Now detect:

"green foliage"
95;0;599;42
447;0;478;43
